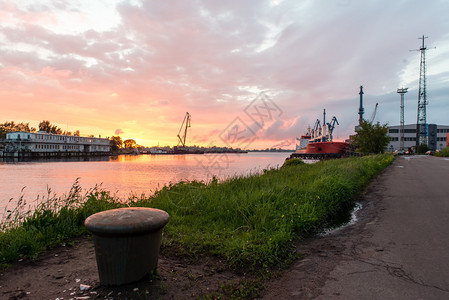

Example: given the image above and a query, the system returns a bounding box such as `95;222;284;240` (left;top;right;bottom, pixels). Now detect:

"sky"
1;0;448;149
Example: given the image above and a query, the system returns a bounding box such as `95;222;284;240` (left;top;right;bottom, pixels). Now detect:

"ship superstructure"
290;109;354;160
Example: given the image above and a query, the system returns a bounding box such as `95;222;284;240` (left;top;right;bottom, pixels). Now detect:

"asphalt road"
263;155;449;299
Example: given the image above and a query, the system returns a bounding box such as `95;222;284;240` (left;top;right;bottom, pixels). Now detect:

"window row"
389;129;417;134
34;144;82;150
35;135;82;142
35;144;60;150
390;137;417;142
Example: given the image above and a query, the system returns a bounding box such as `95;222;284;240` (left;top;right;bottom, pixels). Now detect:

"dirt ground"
0;175;384;300
0;235;254;299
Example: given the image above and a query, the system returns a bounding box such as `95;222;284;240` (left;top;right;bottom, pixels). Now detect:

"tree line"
109;136;139;151
0;120;80;139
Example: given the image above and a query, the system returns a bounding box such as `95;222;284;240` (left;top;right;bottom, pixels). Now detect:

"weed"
203;279;264;299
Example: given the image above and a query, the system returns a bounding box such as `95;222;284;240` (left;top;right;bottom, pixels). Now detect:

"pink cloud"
1;1;449;148
39;66;72;79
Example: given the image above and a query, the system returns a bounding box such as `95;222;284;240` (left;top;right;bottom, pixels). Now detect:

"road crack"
356;258;449;294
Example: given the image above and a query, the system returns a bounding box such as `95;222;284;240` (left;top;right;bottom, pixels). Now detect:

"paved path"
263;156;449;299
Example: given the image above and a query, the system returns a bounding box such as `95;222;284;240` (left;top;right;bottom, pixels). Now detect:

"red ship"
290;110;355;160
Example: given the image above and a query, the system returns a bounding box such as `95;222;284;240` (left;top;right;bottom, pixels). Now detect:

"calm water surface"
0;152;290;214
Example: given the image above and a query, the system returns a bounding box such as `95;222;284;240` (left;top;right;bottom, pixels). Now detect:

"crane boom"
177;112;191;147
311;119;321;139
326;116;339;141
369;103;378;124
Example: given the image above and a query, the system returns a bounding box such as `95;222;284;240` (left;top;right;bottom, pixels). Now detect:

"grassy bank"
0;154;394;268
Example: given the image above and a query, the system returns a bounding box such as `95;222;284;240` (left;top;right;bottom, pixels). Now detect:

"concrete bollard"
84;207;169;286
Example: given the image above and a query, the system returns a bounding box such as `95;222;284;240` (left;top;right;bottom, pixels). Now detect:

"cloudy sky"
1;0;448;149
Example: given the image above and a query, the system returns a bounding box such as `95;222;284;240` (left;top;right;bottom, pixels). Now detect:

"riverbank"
0;154;394;298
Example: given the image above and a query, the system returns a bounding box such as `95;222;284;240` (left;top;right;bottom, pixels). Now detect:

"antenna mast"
413;35;430;148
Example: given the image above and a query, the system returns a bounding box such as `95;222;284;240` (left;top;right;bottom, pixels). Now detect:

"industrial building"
387;124;449;151
0;131;111;158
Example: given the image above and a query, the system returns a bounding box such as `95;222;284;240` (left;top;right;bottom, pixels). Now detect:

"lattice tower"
415;35;429;148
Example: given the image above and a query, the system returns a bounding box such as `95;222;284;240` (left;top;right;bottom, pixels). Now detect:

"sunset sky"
1;0;448;149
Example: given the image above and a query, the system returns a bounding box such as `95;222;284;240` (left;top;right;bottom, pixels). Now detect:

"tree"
0;121;36;139
123;139;137;149
110;136;123;151
39;120;63;134
416;143;429;154
38;120;51;132
352;120;390;154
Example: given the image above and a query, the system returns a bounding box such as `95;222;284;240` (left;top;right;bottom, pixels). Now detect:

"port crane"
177;112;191;147
311;119;321;140
368;103;378;124
310;109;339;142
326;116;339;141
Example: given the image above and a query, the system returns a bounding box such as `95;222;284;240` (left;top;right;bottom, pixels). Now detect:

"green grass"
434;147;449;157
0;180;122;264
0;154;394;269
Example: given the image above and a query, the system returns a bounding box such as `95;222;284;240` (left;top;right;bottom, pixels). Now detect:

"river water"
0;152;290;216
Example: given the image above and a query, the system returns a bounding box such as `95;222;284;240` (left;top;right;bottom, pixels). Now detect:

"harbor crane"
369;103;378;124
310;109;339;142
177;112;191;147
327;116;339;141
311;118;321;140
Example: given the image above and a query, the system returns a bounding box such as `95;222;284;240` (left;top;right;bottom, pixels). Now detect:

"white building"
387;124;449;151
3;131;111;155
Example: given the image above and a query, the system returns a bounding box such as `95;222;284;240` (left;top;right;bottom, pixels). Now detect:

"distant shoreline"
0;150;294;163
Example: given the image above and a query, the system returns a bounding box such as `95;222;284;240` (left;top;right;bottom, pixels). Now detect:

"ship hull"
298;141;350;154
290;141;357;160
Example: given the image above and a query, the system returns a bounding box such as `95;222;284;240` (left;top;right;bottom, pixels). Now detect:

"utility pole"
412;35;431;148
397;88;408;150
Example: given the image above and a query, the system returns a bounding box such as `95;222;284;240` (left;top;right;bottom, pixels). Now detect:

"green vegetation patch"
0;155;394;269
435;147;449;157
0;180;121;265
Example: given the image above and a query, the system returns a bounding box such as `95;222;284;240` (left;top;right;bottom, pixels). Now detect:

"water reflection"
0;153;290;212
0;156;111;164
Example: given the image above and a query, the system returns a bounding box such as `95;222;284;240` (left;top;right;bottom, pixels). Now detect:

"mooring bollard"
84;207;169;286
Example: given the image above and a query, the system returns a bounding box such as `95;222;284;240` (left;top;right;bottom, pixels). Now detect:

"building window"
404;129;416;133
389;129;399;133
